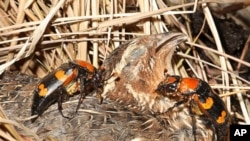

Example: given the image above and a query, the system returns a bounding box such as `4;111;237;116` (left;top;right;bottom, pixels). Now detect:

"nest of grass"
1;0;250;140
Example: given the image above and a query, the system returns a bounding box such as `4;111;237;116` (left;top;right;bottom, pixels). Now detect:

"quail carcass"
101;32;217;141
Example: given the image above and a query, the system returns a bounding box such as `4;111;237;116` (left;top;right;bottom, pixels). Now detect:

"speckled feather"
102;33;186;113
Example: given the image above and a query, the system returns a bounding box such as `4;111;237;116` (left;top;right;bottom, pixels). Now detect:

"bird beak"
156;32;187;53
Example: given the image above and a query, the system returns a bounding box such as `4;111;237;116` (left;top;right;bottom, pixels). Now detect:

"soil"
190;10;250;77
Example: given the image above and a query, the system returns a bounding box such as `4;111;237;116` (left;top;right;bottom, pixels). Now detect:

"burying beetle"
156;75;230;141
31;60;104;122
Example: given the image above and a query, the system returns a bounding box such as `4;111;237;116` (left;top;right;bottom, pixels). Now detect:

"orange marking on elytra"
201;97;214;110
179;78;199;93
217;110;227;124
55;70;67;81
38;84;48;96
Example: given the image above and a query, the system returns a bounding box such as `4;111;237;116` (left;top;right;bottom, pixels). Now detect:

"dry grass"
0;0;250;140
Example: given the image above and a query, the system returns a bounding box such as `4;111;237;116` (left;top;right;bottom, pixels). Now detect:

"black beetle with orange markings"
156;75;230;141
31;60;104;122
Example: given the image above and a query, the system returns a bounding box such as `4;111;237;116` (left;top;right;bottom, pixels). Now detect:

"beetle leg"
166;99;186;113
93;70;104;104
199;116;217;141
57;87;71;119
189;105;197;141
75;76;87;114
95;86;103;104
95;80;103;104
96;93;103;104
210;124;216;141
